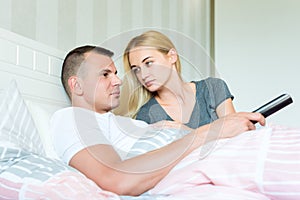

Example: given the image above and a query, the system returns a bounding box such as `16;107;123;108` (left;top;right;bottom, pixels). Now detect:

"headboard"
0;27;69;110
0;28;70;158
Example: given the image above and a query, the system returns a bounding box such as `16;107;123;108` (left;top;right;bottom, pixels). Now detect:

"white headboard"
0;28;70;158
0;27;69;109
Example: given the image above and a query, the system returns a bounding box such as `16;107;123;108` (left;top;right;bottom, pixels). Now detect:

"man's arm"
70;112;265;196
70;131;198;196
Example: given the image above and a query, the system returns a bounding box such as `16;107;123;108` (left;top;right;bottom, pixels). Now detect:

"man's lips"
110;90;120;96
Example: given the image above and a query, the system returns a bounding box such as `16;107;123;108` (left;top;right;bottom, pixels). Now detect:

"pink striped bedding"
0;172;119;200
149;124;300;199
1;125;299;199
0;145;120;200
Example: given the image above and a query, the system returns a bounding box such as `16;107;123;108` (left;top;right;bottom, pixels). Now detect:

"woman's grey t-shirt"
136;77;234;129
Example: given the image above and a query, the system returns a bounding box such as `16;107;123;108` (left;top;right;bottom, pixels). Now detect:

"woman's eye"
132;67;141;74
145;61;153;66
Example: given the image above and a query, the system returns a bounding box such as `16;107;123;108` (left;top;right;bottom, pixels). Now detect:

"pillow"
26;101;59;159
126;128;190;159
0;145;120;200
0;80;45;155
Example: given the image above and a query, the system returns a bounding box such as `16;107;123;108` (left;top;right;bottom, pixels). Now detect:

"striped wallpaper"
0;0;213;79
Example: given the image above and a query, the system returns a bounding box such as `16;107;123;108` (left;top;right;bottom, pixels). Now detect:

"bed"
0;28;130;199
0;27;179;200
1;27;300;200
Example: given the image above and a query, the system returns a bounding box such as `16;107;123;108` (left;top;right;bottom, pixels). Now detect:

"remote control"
252;93;293;124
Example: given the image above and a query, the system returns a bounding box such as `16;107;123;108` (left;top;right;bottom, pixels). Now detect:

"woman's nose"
141;66;150;80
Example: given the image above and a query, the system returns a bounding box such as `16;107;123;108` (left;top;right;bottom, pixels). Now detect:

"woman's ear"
167;48;178;64
68;76;83;96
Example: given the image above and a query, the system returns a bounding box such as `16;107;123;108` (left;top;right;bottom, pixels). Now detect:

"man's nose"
112;74;122;85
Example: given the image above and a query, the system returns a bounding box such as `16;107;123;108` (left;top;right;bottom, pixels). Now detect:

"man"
50;45;265;196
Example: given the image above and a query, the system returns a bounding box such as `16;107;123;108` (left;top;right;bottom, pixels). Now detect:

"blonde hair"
114;30;182;118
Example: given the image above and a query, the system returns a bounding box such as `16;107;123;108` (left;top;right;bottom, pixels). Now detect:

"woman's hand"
150;120;193;132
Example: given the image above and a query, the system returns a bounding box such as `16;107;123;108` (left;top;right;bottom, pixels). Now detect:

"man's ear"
167;48;178;64
68;76;83;96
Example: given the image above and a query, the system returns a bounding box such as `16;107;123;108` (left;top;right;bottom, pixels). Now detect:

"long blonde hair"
114;30;182;118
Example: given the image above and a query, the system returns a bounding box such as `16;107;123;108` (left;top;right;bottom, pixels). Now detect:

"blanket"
147;125;300;199
0;144;120;200
2;125;299;199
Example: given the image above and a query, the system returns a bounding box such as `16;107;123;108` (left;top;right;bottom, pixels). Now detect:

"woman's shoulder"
139;96;158;110
200;77;225;83
193;77;227;87
136;97;158;120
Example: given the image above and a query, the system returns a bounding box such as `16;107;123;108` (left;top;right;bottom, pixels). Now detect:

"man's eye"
103;73;109;77
132;67;141;74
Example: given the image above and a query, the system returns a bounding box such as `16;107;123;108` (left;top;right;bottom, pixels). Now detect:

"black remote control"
252;94;293;124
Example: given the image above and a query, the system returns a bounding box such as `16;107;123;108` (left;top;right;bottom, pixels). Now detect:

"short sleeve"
204;77;234;108
50;108;110;164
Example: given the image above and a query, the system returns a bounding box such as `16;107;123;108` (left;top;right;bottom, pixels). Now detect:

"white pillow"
0;80;45;155
26;101;59;159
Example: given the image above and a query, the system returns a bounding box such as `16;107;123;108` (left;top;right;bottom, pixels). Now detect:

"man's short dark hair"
61;45;114;99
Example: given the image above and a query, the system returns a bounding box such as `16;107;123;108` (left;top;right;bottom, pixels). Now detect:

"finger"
247;121;256;130
251;113;266;126
243;112;265;126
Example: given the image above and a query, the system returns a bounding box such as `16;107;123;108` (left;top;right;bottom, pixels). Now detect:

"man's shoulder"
52;107;115;124
51;107;73;120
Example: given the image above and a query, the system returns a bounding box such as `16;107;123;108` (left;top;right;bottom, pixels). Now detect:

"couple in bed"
50;30;300;199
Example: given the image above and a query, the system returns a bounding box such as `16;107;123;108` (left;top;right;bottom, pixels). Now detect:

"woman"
115;30;235;128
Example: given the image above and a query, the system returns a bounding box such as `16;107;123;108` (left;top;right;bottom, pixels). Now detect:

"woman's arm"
216;98;236;118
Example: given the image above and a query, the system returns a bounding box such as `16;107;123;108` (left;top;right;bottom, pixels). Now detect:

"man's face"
78;51;122;113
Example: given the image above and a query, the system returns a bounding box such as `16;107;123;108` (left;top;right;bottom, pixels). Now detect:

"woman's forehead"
129;46;157;54
129;47;166;63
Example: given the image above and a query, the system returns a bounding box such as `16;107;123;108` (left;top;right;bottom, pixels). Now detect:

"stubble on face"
80;52;121;113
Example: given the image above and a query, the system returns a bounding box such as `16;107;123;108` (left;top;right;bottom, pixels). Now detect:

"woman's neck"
155;77;196;123
155;76;195;106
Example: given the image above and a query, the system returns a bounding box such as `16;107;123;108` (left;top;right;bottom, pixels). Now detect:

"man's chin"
110;102;120;110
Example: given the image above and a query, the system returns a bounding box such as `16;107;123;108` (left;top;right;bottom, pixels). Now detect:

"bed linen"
146;125;300;199
1;79;300;199
0;144;121;200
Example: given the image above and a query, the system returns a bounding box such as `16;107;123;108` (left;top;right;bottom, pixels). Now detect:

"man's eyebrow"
100;68;117;74
100;68;112;73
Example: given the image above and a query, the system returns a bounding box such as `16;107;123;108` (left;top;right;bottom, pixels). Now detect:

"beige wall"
215;0;300;127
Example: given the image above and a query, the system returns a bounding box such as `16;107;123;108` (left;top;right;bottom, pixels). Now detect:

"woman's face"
128;47;175;92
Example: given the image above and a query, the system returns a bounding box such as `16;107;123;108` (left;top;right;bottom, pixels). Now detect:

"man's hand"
209;112;266;139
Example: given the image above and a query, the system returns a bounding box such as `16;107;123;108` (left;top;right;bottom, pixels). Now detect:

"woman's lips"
144;80;155;87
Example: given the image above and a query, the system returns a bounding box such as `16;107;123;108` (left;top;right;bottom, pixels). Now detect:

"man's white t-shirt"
50;107;149;164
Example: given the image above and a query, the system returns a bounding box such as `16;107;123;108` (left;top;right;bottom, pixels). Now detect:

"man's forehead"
83;51;115;68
